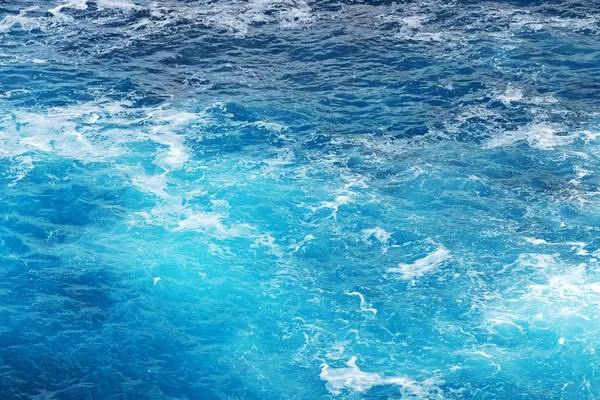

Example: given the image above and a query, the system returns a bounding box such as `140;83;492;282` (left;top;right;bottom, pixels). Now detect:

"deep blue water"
1;0;600;398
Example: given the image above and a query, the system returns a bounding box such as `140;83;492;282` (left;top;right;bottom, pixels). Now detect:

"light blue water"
2;0;600;398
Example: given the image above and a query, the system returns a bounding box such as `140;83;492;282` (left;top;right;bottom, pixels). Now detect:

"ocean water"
1;0;600;398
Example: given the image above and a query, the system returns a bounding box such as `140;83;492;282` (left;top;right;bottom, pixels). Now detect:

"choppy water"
2;0;600;398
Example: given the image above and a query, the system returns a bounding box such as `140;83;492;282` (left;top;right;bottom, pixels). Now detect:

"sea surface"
1;0;600;398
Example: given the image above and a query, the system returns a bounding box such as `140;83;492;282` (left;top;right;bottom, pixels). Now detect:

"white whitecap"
320;357;442;397
485;123;575;150
95;0;140;10
174;212;253;239
387;248;450;280
174;213;226;232
48;0;87;15
362;227;391;245
524;237;550;245
496;86;523;104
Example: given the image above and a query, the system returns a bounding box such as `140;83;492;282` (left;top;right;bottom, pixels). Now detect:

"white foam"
496;86;523;104
131;173;174;201
174;212;225;232
251;233;284;258
95;0;140;10
530;95;559;105
173;211;253;238
0;103;127;160
325;342;348;360
288;234;316;254
545;17;598;33
209;243;236;258
149;130;190;170
149;110;200;128
378;13;445;43
319;195;352;220
255;121;288;133
524;237;550;245
0;7;61;34
133;0;313;38
320;357;442;397
485;318;524;335
263;149;295;167
485;123;575;150
0;103;202;174
6;155;34;187
387;248;450;280
210;200;231;215
48;0;88;16
481;253;600;345
362;227;391;245
509;253;556;273
345;292;377;315
271;0;313;29
409;166;427;177
362;227;392;253
528;263;598;298
506;10;598;34
144;110;202;170
401;15;427;29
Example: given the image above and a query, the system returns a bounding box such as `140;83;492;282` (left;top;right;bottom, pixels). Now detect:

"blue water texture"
2;0;600;398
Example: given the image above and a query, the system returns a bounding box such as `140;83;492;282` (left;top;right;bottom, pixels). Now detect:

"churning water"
1;0;600;398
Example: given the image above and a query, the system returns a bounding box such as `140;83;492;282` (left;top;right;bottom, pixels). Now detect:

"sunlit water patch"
1;0;600;398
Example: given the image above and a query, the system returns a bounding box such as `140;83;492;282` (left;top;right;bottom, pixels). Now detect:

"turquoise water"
2;0;600;398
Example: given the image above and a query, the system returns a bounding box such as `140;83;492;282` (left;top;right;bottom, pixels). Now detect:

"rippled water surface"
2;0;600;398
